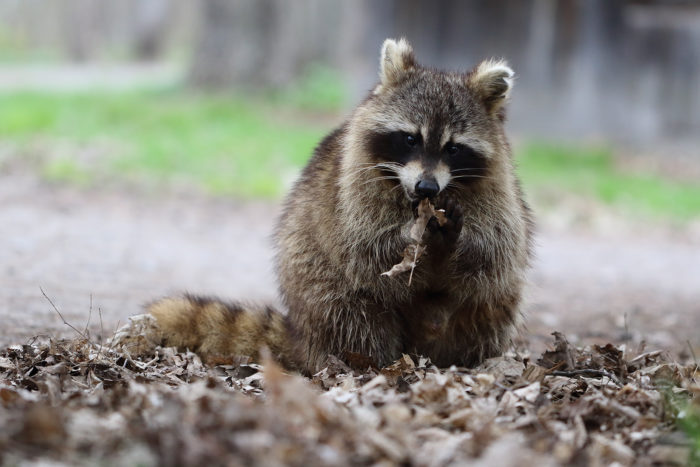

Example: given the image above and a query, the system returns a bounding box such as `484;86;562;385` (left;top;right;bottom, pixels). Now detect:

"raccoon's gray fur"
140;38;533;375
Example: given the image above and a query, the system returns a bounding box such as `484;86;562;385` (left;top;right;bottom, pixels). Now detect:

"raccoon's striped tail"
112;294;300;370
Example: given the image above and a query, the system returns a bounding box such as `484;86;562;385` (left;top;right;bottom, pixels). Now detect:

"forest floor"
0;174;699;466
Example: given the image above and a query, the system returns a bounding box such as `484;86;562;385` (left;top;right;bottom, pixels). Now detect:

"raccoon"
137;38;533;375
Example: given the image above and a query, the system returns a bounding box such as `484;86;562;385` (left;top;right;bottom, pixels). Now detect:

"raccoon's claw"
426;195;463;250
411;198;422;217
442;196;459;220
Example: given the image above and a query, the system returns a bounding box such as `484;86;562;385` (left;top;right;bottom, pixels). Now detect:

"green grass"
665;380;700;466
0;90;329;197
681;411;700;466
266;63;347;112
0;89;698;221
517;142;700;222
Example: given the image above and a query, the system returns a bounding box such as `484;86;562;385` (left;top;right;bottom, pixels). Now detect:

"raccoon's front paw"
424;195;463;253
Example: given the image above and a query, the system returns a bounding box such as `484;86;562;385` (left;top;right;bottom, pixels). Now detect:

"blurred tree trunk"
62;0;98;62
189;0;254;88
188;0;308;89
188;0;369;90
132;0;171;60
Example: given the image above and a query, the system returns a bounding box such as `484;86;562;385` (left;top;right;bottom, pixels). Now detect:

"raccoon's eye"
405;134;418;147
446;144;460;156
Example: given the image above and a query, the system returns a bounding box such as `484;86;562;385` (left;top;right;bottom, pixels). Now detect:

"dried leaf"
382;199;444;284
537;332;576;370
343;351;378;371
380;243;425;279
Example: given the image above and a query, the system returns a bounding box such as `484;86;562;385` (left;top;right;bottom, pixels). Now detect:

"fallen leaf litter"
0;330;696;466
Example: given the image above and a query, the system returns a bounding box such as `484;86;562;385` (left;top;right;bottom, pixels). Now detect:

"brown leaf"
382;198;442;284
591;343;627;380
477;356;526;381
0;387;21;407
381;354;416;385
343;351;378;371
380;243;425;279
537;332;576;371
16;403;66;448
522;364;548;383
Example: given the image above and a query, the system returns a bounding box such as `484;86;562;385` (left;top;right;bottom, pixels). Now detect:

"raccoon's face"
352;38;514;202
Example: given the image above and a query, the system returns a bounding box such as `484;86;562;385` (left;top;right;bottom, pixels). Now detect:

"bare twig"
98;307;104;345
550;368;622;386
82;294;93;338
542;360;567;374
40;286;89;341
687;340;698;373
93;307;107;361
628;350;663;365
107;319;121;353
407;245;419;287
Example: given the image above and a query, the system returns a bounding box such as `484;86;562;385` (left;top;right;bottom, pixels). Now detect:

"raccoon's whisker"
451;168;484;173
351;164;381;171
350;163;382;171
353;162;403;172
361;176;401;186
450;174;496;180
375;164;403;173
346;166;382;178
445;184;469;198
373;163;404;174
348;163;403;179
355;161;403;169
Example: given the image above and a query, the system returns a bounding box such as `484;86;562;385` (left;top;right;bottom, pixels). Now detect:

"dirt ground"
1;174;699;358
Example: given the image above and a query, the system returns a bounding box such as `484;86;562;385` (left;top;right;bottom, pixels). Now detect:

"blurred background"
0;0;698;354
2;0;700;209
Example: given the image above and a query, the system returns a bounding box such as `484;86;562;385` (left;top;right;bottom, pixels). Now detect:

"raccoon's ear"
468;59;514;116
378;38;416;90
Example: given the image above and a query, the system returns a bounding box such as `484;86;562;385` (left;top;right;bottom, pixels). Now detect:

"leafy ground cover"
1;91;699;221
0;328;696;466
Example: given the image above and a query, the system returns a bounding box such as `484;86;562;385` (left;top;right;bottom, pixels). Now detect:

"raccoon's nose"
415;179;439;198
